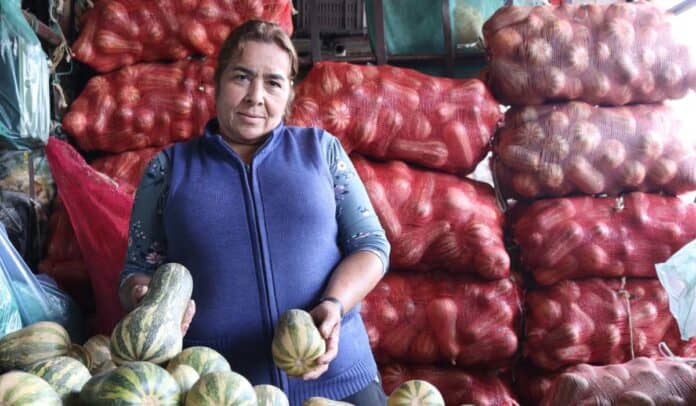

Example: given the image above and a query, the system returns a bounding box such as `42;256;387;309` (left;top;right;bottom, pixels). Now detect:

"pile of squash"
0;263;443;405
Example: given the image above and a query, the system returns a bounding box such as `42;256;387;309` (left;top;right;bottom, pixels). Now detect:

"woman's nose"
244;79;264;104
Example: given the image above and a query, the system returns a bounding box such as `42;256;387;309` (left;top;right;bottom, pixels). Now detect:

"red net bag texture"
524;278;696;371
361;272;522;368
46;137;133;334
380;364;520;406
541;357;696;405
62;58;215;153
72;0;293;72
91;147;163;194
289;62;502;175
513;364;560;406
41;200;84;264
352;155;509;278
512;193;696;286
492;102;696;200
482;3;696;106
38;200;91;309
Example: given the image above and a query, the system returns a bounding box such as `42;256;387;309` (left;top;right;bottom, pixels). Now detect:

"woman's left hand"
303;300;342;380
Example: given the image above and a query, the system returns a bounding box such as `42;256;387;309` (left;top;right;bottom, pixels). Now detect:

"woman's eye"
269;81;282;88
233;74;249;82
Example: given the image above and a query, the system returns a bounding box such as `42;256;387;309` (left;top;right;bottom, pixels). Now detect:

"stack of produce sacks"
289;62;522;405
50;0;293;331
541;356;696;405
482;2;696;404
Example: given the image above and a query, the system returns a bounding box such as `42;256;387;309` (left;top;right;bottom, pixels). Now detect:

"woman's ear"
284;87;296;119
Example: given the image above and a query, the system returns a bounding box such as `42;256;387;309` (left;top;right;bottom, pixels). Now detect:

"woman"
119;20;390;405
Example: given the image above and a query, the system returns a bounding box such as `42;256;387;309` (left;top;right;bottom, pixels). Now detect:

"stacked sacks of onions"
289;62;522;404
483;3;696;403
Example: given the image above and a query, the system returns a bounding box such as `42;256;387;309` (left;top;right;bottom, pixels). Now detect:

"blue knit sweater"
122;120;390;404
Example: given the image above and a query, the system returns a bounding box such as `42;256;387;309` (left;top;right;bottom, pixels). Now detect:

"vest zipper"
244;163;286;390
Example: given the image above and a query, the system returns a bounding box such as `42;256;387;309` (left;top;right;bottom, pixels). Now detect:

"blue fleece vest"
162;122;378;404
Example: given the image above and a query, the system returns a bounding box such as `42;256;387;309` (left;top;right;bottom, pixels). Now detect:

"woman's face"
215;40;292;145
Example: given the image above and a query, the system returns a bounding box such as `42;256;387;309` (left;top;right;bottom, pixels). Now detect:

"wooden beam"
373;0;387;65
309;0;322;63
22;10;62;47
441;0;454;77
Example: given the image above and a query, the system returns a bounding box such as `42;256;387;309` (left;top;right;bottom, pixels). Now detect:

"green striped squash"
0;321;71;371
110;263;193;365
302;397;353;405
184;371;256;406
0;371;61;405
166;346;231;376
254;384;289;406
27;356;91;402
271;309;325;377
67;343;93;370
84;335;116;374
80;361;180;405
387;380;445;406
169;364;199;397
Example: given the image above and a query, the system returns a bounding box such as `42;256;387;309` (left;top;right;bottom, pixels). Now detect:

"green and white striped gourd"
185;371;256;406
166;346;231;376
169;364;199;397
67;343;92;370
0;371;61;405
272;309;325;377
80;361;180;405
27;356;91;404
0;321;71;371
110;263;193;365
84;334;116;374
255;384;289;406
387;380;445;406
303;397;353;405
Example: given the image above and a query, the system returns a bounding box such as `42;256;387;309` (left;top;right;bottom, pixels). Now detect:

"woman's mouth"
238;112;264;120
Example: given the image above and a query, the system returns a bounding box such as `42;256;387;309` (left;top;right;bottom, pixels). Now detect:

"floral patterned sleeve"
325;135;391;273
120;152;170;287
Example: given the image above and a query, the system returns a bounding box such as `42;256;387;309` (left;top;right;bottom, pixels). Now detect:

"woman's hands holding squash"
120;273;196;335
303;300;342;380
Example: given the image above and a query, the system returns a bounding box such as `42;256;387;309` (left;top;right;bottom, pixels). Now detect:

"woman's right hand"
120;273;152;311
120;273;196;335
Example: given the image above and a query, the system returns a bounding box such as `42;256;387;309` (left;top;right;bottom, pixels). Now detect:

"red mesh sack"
512;193;696;286
72;0;293;72
38;257;92;309
524;278;696;371
361;272;521;368
46;137;133;334
63;58;215;153
42;199;83;263
38;199;92;306
541;357;696;405
289;62;502;175
381;364;519;406
493;102;696;200
91;147;164;194
39;147;160;310
513;364;560;406
353;155;509;278
482;3;695;106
